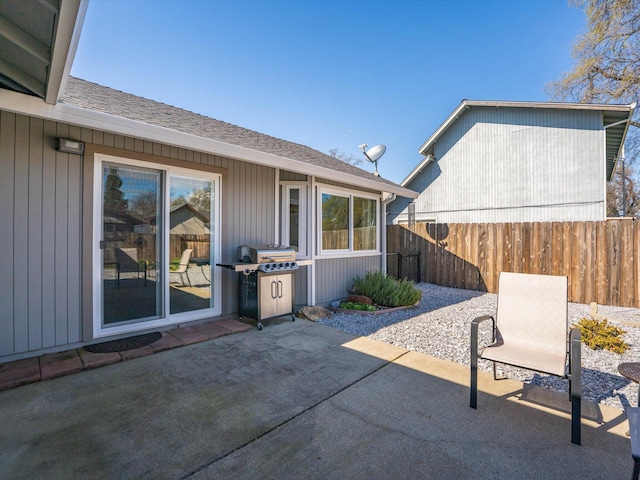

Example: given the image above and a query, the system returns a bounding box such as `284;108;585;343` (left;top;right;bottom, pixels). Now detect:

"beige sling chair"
170;248;194;287
470;272;582;445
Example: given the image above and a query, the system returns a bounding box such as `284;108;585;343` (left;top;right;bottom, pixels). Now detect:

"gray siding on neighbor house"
390;107;606;224
0;110;276;359
315;255;381;305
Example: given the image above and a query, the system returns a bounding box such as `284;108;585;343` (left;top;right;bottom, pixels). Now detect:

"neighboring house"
388;100;635;225
169;203;210;236
0;2;417;362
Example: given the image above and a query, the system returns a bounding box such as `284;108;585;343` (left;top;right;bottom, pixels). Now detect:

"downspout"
381;193;396;274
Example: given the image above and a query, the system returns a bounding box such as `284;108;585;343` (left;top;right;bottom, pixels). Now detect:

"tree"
104;167;128;213
548;0;640;216
548;0;639;120
607;162;640;216
328;148;363;166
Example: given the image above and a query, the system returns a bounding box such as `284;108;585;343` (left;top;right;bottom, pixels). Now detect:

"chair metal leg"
471;320;478;409
470;316;494;409
569;328;582;445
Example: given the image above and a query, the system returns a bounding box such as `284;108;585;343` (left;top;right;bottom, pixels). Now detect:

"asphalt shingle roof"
60;77;400;189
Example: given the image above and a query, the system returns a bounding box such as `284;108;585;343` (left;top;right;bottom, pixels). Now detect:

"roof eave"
45;0;90;105
607;101;637;181
0;88;418;199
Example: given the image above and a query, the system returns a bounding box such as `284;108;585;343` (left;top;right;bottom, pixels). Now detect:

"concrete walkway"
0;319;633;479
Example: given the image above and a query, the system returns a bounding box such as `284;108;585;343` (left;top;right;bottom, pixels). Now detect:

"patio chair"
628;407;640;480
115;247;147;288
170;248;194;287
470;272;582;445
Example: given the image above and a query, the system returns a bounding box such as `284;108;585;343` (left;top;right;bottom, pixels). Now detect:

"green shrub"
577;317;629;354
351;270;421;308
339;301;377;312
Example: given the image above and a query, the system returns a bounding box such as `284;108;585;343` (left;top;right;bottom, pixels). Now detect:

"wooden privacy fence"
104;233;210;262
387;219;640;308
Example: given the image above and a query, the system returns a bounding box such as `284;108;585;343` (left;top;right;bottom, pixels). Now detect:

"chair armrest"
472;315;495;343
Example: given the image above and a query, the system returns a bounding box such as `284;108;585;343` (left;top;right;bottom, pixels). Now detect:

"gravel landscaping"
317;282;640;411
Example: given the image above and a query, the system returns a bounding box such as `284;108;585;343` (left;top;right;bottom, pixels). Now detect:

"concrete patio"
0;318;634;479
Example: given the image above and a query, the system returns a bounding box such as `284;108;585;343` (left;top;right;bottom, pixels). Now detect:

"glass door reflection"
102;164;161;325
169;176;213;314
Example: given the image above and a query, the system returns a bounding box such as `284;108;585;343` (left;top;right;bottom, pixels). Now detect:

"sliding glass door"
101;164;162;325
95;154;220;337
169;175;213;315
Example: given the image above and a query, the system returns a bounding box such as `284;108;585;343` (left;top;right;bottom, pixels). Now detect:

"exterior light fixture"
56;138;85;155
359;143;386;176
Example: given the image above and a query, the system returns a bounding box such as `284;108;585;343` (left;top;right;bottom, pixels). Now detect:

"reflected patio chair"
170;248;194;287
470;272;582;445
115;247;147;288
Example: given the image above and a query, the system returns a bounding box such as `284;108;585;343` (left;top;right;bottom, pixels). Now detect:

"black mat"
84;332;162;353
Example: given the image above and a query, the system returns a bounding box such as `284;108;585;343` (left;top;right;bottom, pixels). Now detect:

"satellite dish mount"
359;144;386;176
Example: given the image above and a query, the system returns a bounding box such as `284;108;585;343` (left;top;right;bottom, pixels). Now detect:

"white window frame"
92;153;222;338
317;186;380;257
280;182;308;258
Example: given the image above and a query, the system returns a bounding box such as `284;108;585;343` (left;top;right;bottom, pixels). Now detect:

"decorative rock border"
329;300;420;315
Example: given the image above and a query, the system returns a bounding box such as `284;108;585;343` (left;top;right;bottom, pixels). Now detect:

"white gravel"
317;282;640;411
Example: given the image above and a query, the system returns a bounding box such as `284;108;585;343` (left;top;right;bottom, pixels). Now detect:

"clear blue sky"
71;0;586;184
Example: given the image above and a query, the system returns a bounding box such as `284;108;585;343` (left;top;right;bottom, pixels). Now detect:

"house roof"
170;202;210;223
402;100;636;187
0;1;416;199
49;77;416;199
0;0;88;104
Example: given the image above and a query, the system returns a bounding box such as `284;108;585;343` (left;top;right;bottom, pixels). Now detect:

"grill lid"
238;244;296;263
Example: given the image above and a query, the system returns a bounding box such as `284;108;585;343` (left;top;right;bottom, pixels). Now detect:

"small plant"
339;301;377;312
351;270;421;308
576;317;629;354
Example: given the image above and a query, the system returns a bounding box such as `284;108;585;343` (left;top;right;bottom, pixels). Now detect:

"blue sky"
71;0;586;184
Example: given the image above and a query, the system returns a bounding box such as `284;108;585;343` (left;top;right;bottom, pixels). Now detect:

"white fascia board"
46;0;90;105
0;88;418;198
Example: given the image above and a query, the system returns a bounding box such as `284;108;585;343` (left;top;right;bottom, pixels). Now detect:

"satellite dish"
359;144;387;176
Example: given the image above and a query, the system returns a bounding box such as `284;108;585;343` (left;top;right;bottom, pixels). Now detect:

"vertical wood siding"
391;107;605;224
0;112;84;357
0;110;276;358
315;256;381;304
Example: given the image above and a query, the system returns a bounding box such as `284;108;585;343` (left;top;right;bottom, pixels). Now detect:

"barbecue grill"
218;245;299;330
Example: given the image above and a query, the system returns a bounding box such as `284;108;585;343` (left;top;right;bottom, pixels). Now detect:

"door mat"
84;332;162;353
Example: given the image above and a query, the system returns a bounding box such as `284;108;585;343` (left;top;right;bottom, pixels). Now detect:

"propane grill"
217;245;300;330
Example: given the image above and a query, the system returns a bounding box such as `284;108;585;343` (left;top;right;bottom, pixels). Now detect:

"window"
319;187;378;254
281;184;307;257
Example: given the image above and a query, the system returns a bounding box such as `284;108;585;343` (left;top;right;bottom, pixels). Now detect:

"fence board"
571;223;584;303
583;222;596;304
595;221;608;305
387;219;639;308
551;222;562;276
502;223;513;274
620;220;634;307
608;221;621;306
